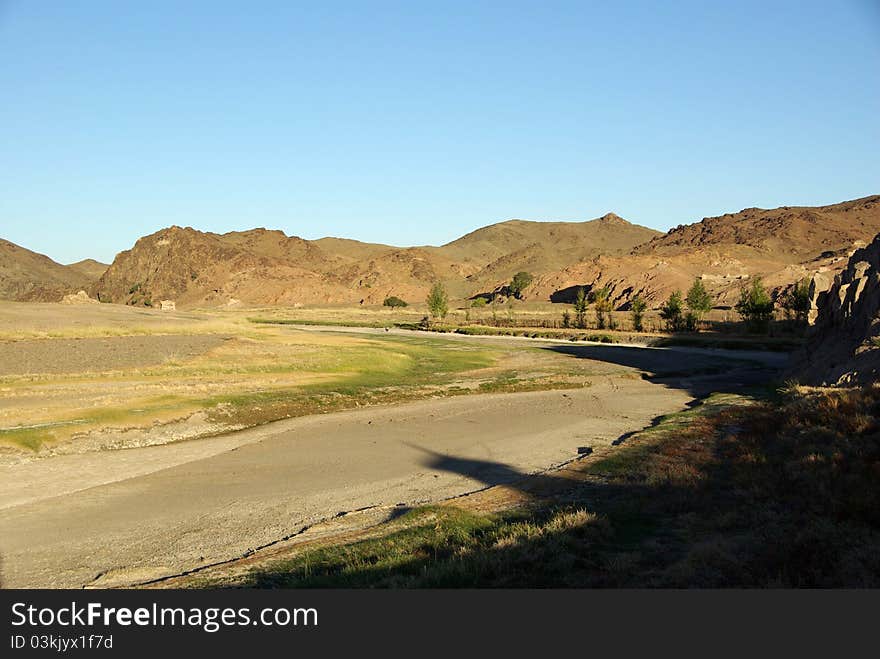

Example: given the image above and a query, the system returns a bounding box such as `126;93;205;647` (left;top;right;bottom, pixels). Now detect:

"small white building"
160;300;176;311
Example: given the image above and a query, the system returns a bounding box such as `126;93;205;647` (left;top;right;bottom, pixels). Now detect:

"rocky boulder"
795;233;880;385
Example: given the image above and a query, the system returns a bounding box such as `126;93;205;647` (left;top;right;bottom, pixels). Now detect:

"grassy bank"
250;317;802;352
198;385;880;587
1;329;623;452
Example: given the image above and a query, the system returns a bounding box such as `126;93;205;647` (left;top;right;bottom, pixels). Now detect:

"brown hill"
0;239;94;301
90;226;472;307
70;194;880;310
66;258;109;280
90;213;660;308
529;196;880;308
432;213;660;291
634;195;880;260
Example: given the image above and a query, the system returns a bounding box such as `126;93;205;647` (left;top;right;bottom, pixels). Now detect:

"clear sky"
1;1;878;264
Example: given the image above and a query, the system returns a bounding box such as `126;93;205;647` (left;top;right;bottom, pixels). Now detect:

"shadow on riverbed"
542;343;783;398
243;383;880;588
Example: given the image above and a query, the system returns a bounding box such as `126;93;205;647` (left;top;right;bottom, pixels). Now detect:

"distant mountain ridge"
528;195;880;308
2;195;879;308
85;213;660;307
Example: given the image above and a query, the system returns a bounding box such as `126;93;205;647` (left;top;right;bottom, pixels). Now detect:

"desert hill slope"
431;213;661;293
66;258;109;280
89;213;660;307
528;195;880;308
89;226;474;307
0;239;96;301
10;195;880;308
634;195;880;260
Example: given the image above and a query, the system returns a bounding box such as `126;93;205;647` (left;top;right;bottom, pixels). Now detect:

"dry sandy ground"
0;335;227;376
0;376;693;588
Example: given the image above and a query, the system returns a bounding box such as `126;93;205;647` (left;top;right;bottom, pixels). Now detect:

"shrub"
426;282;449;320
630;295;647;332
781;278;811;325
471;297;488;308
735;277;774;333
573;287;589;329
590;286;613;330
685;278;712;331
508;271;534;299
660;291;685;332
383;296;408;309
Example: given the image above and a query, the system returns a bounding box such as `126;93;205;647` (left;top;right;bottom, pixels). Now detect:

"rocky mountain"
89;226;473;307
88;214;660;307
634;196;880;260
7;195;880;309
794;232;880;386
526;195;880;308
0;239;97;302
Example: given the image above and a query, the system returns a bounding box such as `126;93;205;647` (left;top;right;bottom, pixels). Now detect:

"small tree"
426;282;448;321
506;303;515;326
561;309;572;328
573;287;589;329
383;296;408;309
630;295;647;332
660;290;685;332
685;278;712;331
508;271;534;299
781;278;811;325
735;277;774;333
590;286;613;330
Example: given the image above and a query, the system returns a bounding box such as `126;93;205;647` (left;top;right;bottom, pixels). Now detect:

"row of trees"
658;276;811;333
424;273;811;333
565;275;808;334
567;286;614;329
658;278;712;331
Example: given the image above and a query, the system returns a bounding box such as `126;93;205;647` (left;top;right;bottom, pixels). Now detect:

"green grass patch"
201;336;500;426
232;505;612;588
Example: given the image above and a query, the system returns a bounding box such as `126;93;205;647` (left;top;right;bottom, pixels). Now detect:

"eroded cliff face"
796;233;880;385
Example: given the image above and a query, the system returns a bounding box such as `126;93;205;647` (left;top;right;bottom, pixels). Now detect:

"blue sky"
1;1;878;264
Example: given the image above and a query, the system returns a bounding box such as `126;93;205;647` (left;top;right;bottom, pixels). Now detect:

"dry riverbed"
0;302;782;588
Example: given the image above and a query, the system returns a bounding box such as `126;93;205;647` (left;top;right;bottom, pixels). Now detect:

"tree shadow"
406;443;568;495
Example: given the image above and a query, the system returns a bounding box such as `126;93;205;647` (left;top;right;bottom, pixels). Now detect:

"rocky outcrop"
61;290;99;305
795;233;880;385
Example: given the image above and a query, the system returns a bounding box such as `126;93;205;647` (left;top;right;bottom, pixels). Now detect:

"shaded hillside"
794;232;880;385
0;239;94;301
